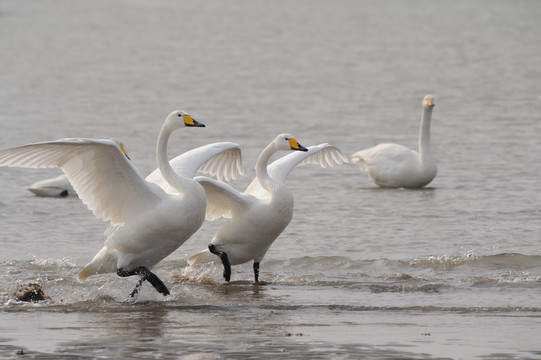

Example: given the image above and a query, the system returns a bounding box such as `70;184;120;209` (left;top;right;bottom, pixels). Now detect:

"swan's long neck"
255;142;278;192
156;122;188;194
418;107;433;163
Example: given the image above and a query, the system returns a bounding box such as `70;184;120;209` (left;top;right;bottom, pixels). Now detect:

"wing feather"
0;138;163;225
194;176;254;221
146;142;244;193
245;143;348;194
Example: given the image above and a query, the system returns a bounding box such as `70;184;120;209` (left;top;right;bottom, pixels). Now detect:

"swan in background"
27;140;131;197
0;110;241;297
188;134;348;283
351;95;437;188
27;173;75;197
26;141;242;198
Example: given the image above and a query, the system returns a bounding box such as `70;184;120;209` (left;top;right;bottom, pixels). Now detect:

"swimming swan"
27;141;242;198
351;95;437;188
0;110;241;297
27;173;76;197
188;135;348;283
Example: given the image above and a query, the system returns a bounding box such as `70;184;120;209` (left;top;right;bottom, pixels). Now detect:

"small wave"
407;252;541;271
1;258;77;272
368;283;444;294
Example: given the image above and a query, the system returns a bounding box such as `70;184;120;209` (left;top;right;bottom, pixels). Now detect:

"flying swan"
0;110;243;297
188;134;348;283
351;95;437;188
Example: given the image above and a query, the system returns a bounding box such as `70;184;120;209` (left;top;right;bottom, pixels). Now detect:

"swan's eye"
178;114;182;117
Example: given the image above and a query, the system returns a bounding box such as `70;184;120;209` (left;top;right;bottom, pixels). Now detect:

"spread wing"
146;142;244;194
245;143;348;195
194;176;256;221
0;138;164;226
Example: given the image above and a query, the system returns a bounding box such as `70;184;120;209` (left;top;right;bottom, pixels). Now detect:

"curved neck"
255;142;278;191
156;123;187;193
418;107;433;162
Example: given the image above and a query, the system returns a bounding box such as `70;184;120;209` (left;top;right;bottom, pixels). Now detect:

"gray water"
1;0;541;359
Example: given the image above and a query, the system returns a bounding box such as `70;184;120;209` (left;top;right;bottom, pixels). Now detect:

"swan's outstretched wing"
0;138;163;225
146;142;243;194
245;143;348;194
194;176;255;221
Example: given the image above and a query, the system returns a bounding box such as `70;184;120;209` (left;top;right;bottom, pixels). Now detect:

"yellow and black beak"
426;97;435;107
182;114;205;127
287;138;308;152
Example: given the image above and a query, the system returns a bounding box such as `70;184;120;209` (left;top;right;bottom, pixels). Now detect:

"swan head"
166;110;205;128
274;134;308;152
423;95;435;109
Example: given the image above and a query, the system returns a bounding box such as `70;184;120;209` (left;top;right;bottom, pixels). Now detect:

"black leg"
208;244;231;282
253;262;260;283
117;266;170;297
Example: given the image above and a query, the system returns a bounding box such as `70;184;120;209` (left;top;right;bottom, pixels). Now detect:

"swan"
188;134;348;283
351;95;437;188
27;173;76;197
27;140;131;197
0;110;242;297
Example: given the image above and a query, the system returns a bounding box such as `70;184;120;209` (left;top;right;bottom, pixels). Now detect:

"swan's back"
352;143;436;188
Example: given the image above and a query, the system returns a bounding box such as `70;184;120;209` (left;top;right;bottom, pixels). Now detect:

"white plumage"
0;111;242;296
27;142;243;198
188;135;348;283
351;95;437;188
27;173;75;197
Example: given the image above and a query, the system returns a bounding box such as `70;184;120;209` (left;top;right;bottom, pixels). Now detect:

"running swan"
188;134;348;283
0;110;242;297
351;95;437;188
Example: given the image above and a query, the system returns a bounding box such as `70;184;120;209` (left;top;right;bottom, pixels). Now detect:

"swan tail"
77;265;98;282
350;151;365;164
77;247;117;282
187;249;216;265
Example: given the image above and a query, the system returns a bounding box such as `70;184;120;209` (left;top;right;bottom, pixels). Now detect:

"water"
1;0;541;358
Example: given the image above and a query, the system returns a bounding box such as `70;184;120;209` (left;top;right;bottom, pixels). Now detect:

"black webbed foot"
117;266;170;297
208;244;231;282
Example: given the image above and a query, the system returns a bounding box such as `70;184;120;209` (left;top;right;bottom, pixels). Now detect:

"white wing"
0;138;164;226
146;142;243;194
194;176;256;221
245;143;348;194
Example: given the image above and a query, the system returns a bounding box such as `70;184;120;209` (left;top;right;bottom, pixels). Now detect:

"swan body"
0;110;232;296
188;135;348;283
351;95;437;188
27;173;75;197
27;141;243;198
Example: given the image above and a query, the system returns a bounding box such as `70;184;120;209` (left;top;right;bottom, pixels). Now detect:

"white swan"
188;134;348;283
27;173;76;197
351;95;437;188
26;141;242;198
0;110;241;297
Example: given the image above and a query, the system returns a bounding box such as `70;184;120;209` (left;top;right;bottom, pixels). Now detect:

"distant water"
1;0;541;359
